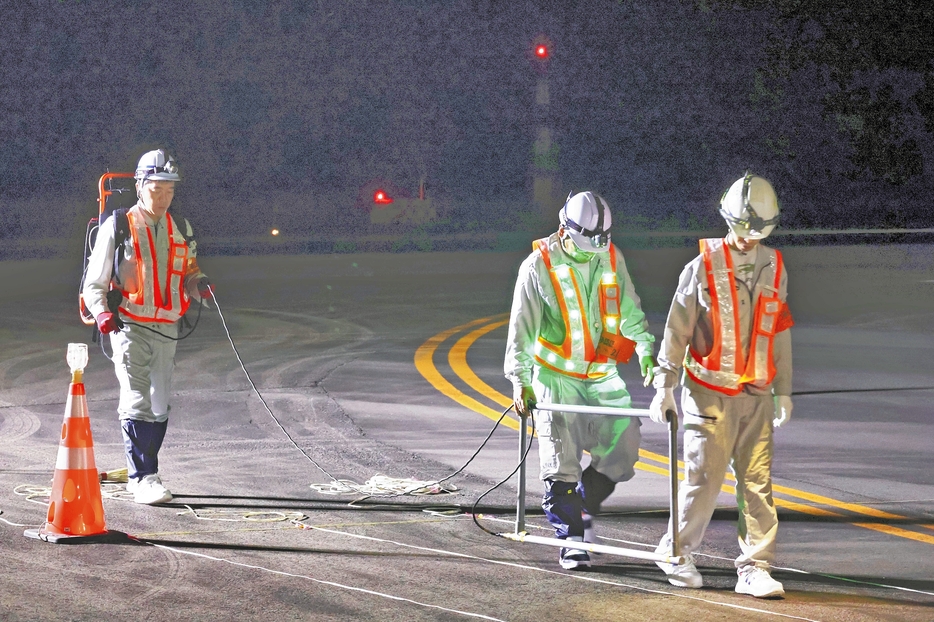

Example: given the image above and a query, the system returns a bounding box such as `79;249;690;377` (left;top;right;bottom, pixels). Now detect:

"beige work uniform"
655;240;792;571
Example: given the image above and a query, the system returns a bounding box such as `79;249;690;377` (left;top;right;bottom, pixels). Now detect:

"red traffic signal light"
529;35;553;73
373;189;393;204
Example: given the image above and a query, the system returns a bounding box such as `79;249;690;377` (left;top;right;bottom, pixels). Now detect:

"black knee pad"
581;466;617;515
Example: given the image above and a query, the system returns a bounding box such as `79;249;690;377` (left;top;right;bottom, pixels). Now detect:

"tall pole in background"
530;36;561;227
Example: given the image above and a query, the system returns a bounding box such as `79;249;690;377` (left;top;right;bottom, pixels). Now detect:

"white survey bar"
499;532;685;565
516;400;681;561
533;403;653;418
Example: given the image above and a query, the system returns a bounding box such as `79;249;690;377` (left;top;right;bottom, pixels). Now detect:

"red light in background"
374;189;393;204
529;36;553;70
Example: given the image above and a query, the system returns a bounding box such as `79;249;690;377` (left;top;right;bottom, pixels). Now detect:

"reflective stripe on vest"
119;211;191;323
532;236;621;380
684;238;783;395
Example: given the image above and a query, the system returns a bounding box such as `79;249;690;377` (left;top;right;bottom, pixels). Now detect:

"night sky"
1;0;932;243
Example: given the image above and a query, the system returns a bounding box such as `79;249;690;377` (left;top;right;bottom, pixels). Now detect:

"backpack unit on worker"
78;166;196;339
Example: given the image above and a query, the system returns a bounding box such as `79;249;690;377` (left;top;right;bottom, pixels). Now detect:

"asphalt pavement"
1;243;933;621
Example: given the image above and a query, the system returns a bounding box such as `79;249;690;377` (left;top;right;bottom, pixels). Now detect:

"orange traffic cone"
25;344;120;544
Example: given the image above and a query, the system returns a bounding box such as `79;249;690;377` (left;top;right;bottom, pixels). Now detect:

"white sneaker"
126;474;172;505
735;567;784;598
656;553;703;588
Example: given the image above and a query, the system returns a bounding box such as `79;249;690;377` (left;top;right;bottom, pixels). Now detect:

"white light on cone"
67;343;88;374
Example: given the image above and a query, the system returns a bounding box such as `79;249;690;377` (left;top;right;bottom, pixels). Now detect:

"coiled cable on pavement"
333;405;516;503
309;475;458;497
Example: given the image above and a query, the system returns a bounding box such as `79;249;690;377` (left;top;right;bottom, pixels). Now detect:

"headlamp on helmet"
135;149;181;183
559;191;613;253
719;172;780;240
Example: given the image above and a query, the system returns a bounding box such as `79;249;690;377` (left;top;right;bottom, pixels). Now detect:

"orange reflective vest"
118;211;192;324
684;237;791;395
532;236;635;380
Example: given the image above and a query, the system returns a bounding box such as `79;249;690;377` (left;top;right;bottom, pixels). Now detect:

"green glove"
513;385;536;417
639;355;656;387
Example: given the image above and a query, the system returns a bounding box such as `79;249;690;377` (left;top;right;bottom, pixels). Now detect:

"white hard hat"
135;149;180;183
559;191;612;252
719;172;779;239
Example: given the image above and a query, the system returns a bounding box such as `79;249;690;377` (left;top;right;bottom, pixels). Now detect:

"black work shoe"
559;538;592;570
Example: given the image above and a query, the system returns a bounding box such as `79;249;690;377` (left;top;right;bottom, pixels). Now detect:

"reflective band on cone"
24;381;110;543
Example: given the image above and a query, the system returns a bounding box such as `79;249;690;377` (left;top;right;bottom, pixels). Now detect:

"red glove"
96;312;119;334
197;277;215;299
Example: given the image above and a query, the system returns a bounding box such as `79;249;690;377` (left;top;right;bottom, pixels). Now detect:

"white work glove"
513;385;536;418
773;395;793;428
649;387;677;424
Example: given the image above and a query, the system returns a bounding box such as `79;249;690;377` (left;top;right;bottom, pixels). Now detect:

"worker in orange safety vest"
83;149;212;505
650;172;793;599
505;191;656;571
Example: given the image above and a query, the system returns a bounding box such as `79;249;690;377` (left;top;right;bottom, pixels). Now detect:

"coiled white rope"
309;474;458;497
13;482;132;504
177;505;306;523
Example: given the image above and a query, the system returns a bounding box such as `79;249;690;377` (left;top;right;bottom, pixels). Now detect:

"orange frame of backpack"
79;172;135;326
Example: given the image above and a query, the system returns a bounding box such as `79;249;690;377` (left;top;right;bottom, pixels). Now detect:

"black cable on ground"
471;410;536;537
348;404;517;506
210;291;341;484
207;292;533;514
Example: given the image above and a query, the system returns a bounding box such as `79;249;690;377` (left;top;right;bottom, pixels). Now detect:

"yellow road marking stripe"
637;449;911;521
770;484;907;521
853;523;934;545
417;318;931;544
649;469;934;542
449;319;512;409
414;315;519;430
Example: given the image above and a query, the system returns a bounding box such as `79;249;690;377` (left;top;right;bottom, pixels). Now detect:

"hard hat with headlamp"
559;191;612;253
719;172;780;240
135;149;180;184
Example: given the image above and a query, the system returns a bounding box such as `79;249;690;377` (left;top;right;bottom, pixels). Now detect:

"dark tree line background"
0;0;932;245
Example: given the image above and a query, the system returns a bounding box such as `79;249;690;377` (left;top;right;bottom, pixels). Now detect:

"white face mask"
560;231;595;263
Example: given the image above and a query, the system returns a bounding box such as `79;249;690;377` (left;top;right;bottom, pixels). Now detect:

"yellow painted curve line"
449;319;512;409
445;317;667;476
414;314;519;430
417;317;933;545
638;447;915;522
645;454;934;543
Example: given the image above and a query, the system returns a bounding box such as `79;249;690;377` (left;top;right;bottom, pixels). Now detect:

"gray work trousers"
532;366;641;484
110;323;177;423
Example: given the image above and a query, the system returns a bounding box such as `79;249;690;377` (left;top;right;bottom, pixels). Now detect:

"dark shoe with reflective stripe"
559;537;591;570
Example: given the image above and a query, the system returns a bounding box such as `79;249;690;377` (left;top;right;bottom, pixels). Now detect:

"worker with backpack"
82;148;213;505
